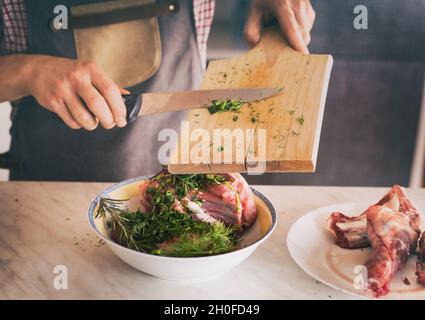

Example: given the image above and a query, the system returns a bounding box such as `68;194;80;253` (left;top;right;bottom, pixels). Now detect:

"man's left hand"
244;0;316;53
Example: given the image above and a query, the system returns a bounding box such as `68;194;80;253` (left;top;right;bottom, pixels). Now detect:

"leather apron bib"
8;0;203;181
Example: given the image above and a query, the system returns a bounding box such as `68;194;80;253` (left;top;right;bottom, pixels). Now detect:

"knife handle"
123;93;143;124
51;93;143;126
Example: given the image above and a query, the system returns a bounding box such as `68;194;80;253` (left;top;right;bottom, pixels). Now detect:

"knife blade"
123;87;281;123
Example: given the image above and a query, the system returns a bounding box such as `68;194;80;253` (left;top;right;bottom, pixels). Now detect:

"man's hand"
25;55;128;130
244;0;316;53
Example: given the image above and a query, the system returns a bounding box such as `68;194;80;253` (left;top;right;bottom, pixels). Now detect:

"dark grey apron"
6;0;203;181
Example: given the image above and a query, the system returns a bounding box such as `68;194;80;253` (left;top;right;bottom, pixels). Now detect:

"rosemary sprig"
95;198;140;251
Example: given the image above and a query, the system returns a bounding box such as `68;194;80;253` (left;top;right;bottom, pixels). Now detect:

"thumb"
244;7;263;48
120;88;130;94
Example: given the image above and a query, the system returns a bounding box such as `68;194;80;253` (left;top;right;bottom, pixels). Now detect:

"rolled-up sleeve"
0;1;28;55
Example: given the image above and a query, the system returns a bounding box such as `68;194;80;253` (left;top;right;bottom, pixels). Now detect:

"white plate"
287;202;425;299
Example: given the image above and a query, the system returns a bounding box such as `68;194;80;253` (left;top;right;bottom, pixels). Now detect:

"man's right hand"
27;55;128;130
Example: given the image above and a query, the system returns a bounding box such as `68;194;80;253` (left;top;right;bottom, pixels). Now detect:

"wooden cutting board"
168;27;333;174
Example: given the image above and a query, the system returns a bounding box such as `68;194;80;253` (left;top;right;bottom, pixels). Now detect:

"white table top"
1;181;424;299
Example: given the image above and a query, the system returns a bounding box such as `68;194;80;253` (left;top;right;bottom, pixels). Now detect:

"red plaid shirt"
0;0;214;67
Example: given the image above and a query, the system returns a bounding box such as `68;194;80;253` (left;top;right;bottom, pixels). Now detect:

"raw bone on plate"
327;185;423;297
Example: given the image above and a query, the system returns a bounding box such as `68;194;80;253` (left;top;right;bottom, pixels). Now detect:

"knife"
123;87;281;123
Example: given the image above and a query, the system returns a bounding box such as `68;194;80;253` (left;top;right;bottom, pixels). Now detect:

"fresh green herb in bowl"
96;198;239;257
95;171;259;257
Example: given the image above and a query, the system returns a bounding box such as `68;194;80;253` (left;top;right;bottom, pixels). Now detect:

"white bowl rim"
88;175;277;261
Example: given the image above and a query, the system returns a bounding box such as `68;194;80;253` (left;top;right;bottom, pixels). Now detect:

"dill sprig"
152;223;240;257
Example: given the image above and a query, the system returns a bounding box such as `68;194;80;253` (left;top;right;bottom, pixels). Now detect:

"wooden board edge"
168;159;315;174
308;54;333;172
168;163;247;174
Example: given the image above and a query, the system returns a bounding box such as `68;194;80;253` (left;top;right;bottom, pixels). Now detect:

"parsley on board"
207;99;243;114
296;116;304;125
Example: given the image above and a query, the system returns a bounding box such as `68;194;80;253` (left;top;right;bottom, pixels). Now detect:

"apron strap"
0;152;11;170
52;0;180;31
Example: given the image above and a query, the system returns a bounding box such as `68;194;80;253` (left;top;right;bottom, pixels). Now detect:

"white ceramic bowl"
88;175;277;281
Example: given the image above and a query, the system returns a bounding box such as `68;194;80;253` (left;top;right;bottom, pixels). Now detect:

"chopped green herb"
289;110;295;115
218;145;224;152
207;99;243;114
171;173;225;198
191;195;203;206
296;116;304;125
251;117;257;123
232;115;239;122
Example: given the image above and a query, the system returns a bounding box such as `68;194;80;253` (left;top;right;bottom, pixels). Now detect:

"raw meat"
139;170;257;229
221;173;257;227
416;232;425;285
364;185;421;297
327;212;369;249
